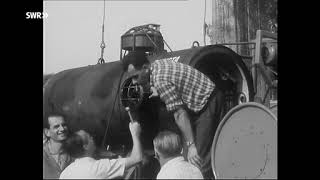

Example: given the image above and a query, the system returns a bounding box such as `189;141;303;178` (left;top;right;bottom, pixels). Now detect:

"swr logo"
26;12;48;19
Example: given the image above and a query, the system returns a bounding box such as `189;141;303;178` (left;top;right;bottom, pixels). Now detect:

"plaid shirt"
150;59;215;112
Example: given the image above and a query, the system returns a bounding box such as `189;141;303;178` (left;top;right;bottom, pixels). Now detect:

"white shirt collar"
161;156;184;170
74;156;95;162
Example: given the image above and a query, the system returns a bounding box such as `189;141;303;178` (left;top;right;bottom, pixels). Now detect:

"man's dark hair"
43;113;65;129
122;50;149;71
63;132;86;158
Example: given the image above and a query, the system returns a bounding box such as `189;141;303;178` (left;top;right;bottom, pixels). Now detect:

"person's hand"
96;149;117;159
187;144;202;169
129;121;141;137
149;86;159;98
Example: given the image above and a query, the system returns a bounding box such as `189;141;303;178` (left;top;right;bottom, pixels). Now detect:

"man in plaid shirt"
123;51;225;179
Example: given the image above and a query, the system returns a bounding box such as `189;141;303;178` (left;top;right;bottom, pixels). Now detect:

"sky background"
43;0;213;74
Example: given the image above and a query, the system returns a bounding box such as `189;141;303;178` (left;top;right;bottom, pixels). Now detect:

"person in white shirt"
153;130;204;179
59;121;143;179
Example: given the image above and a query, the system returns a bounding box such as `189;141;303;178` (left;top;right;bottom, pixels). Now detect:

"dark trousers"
189;89;225;179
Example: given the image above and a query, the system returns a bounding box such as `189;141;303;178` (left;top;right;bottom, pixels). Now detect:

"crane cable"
98;0;106;64
203;0;207;46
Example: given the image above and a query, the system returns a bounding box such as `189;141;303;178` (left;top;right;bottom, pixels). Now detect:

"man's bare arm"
174;107;194;144
174;107;202;168
124;122;143;169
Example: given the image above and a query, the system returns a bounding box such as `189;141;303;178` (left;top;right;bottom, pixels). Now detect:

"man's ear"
83;143;89;150
142;64;148;69
154;151;160;159
44;128;50;137
142;64;150;74
82;134;90;150
128;64;135;72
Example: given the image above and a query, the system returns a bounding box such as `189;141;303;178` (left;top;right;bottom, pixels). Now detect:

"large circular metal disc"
211;102;277;179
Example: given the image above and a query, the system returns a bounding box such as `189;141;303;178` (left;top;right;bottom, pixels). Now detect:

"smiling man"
43;114;73;179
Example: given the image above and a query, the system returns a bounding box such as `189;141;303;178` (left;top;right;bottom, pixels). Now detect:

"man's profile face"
127;64;140;85
45;116;68;142
127;64;150;88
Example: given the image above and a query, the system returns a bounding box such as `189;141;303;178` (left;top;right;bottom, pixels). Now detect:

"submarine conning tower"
120;23;166;60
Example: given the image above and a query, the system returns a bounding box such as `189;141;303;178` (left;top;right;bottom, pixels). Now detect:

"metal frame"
252;30;277;95
211;30;277;105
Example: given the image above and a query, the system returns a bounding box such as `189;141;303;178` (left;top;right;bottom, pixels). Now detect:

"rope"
163;39;173;52
262;85;271;105
203;0;207;46
98;0;106;64
101;71;125;148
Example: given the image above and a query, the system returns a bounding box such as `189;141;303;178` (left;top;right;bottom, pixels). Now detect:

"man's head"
122;51;151;87
44;114;68;142
64;130;97;158
153;130;183;160
122;50;149;72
